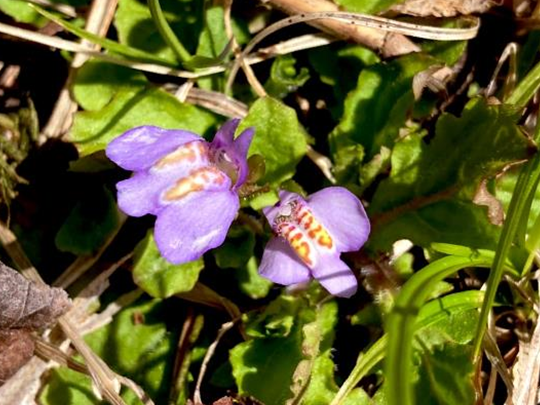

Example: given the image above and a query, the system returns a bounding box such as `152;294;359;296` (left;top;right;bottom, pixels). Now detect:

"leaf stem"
147;0;191;64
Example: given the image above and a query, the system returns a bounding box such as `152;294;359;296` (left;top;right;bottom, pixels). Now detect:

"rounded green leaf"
239;97;308;185
133;231;204;298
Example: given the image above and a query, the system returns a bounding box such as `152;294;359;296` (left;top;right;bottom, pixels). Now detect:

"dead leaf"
412;65;454;100
473;179;505;226
213;397;234;405
0;261;71;330
388;0;494;17
510;314;540;405
0;329;35;385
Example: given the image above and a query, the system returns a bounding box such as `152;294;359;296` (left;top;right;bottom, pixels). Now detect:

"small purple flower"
106;119;254;264
259;187;370;298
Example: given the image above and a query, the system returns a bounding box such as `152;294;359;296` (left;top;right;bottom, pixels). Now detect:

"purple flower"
259;187;370;298
106;119;254;264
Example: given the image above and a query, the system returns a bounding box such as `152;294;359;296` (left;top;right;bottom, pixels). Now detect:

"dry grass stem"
193;320;236;405
175;80;195;103
53;212;127;289
26;0;77;17
306;146;336;183
41;0;118;142
77;289;144;335
226;10;479;92
184;87;249;118
509;284;540;405
0;221;152;405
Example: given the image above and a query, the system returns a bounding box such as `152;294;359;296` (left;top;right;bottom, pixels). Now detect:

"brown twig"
169;308;203;405
261;0;420;58
193;320;236;405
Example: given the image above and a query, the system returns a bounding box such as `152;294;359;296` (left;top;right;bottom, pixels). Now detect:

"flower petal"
311;254;357;298
116;172;163;217
307;187;370;252
233;127;255;188
211;119;240;149
259;237;311;285
106;126;201;171
154;190;239;264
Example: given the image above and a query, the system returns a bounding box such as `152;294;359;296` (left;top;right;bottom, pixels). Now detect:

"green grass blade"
146;0;191;63
385;255;496;405
32;5;176;67
330;290;485;405
473;153;540;358
507;58;540;109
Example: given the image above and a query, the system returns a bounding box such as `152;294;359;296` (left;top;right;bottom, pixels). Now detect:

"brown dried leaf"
213;398;234;405
473;179;504;226
389;0;494;17
0;329;35;385
510;323;540;405
0;261;71;330
412;65;454;100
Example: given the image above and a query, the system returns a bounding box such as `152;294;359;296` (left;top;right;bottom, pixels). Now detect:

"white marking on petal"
192;229;221;251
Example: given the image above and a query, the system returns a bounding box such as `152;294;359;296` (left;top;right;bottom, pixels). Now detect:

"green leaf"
239;97;308;185
414;344;475;405
34;5;175;66
231;309;309;405
384;255;497;405
329;54;435;182
244;294;301;338
473;152;540;357
416;308;478;350
264;55;310;99
369;99;533;251
496;167;540;234
40;299;179;405
213;227;272;299
55;186;119;255
235;256;272;300
359;145;391;192
308;45;379;119
73;60;147;111
331;291;484;405
0;0;44;25
232;296;349;405
194;5;249;89
115;0;203;65
194;5;228;90
213;226;255;269
70;64;216;155
334;0;403;14
133;231;204;298
301;302;371;405
146;0;191;63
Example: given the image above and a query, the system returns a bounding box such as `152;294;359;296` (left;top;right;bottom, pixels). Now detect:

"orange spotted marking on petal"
288;229;313;266
295;205;334;250
273;200;335;267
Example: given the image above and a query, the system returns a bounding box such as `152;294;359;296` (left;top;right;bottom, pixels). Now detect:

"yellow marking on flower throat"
154;141;208;169
164;167;226;201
